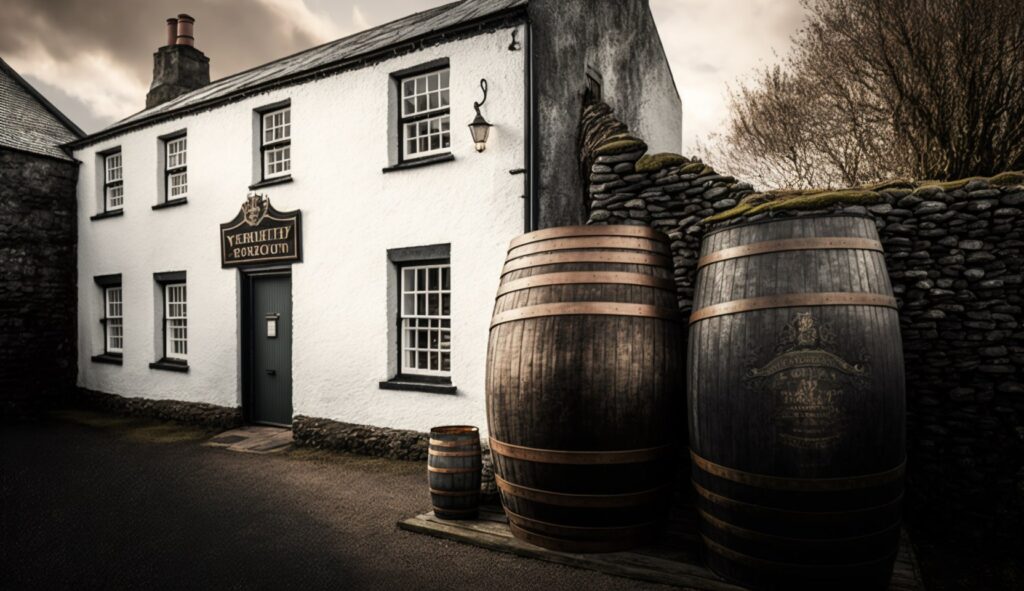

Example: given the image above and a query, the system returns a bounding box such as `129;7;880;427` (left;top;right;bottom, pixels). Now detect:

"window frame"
396;260;451;378
260;106;292;181
163;282;188;361
397;66;451;163
103;285;124;355
103;150;124;212
164;134;188;202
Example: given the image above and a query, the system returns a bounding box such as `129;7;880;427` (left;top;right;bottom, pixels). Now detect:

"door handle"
265;369;276;376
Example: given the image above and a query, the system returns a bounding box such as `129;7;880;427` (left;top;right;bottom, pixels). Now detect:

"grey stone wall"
78;388;243;430
581;108;1023;539
293;415;498;501
0;149;78;419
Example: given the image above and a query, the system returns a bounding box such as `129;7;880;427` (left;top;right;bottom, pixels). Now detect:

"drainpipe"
523;19;538;232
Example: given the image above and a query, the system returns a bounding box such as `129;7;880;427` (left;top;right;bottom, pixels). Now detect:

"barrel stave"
689;215;905;589
428;426;482;520
486;225;683;552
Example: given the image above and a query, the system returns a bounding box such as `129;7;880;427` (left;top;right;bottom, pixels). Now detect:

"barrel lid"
703;211;877;238
509;225;670;249
430;425;479;436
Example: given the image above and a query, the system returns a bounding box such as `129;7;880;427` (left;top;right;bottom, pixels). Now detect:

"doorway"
243;271;293;426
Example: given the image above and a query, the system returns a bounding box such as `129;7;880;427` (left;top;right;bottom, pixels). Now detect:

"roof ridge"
69;0;528;148
103;0;466;129
0;56;85;138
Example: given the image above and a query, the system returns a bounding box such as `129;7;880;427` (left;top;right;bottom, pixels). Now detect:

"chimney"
146;13;210;109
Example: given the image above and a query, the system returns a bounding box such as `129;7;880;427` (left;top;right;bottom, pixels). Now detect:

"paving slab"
204;425;293;454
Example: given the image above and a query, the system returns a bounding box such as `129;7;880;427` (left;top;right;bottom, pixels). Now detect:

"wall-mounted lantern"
468;79;492;152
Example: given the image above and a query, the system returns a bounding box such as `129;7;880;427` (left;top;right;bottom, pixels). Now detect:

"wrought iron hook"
473;79;488;116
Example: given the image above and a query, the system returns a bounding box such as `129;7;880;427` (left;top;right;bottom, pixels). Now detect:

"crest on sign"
220;193;302;268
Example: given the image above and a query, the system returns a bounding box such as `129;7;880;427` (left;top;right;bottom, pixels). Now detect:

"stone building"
65;1;680;447
0;57;83;418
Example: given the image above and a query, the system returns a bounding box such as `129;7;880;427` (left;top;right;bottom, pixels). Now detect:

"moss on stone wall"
594;138;647;156
636;152;688;173
705;170;1024;224
704;189;883;223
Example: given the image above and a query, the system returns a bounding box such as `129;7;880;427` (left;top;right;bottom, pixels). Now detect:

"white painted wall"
75;27;526;435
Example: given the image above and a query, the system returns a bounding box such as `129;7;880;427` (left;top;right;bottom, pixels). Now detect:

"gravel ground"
1;410;672;591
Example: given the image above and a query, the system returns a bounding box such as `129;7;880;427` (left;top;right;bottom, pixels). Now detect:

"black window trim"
151;271;188;371
92;273;123;363
391;58;452;165
160;130;188;207
99;146;123;214
381;244;453;392
256;99;292;182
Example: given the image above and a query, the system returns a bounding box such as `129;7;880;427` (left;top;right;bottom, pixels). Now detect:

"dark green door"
250;274;292;425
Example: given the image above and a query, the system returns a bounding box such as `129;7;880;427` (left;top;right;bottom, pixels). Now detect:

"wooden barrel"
688;214;905;590
486;225;684;553
428;426;481;520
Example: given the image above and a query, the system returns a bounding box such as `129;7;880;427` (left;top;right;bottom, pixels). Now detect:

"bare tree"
705;0;1024;189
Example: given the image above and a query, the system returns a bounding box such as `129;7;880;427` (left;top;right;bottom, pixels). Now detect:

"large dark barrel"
486;225;684;553
428;426;481;520
688;214;905;590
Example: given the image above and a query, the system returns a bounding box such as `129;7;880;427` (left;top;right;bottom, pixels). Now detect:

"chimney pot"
176;13;195;47
165;18;178;47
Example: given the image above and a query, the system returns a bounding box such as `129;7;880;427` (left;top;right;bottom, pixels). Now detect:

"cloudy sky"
1;0;804;151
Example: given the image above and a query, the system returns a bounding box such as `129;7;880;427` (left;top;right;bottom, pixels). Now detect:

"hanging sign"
220;194;302;267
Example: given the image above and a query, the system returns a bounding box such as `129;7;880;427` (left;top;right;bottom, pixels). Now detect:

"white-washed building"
68;0;680;446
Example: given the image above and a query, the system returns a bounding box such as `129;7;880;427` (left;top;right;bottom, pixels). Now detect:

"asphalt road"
1;411;670;591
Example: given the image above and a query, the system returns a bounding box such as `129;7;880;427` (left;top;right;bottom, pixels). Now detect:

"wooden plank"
399;512;925;591
399;512;747;591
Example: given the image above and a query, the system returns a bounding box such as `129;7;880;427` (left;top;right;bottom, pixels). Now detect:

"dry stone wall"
580;103;1023;540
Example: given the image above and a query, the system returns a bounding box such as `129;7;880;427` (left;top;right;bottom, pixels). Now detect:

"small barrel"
428;426;482;520
689;214;905;590
486;225;684;552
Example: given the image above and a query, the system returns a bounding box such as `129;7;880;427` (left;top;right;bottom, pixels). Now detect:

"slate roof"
71;0;527;148
0;57;83;160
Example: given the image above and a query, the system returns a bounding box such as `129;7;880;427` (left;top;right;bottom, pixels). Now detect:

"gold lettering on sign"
225;226;292;247
219;193;301;267
746;313;867;455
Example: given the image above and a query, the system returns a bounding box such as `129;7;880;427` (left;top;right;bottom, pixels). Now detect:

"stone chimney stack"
145;13;210;109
